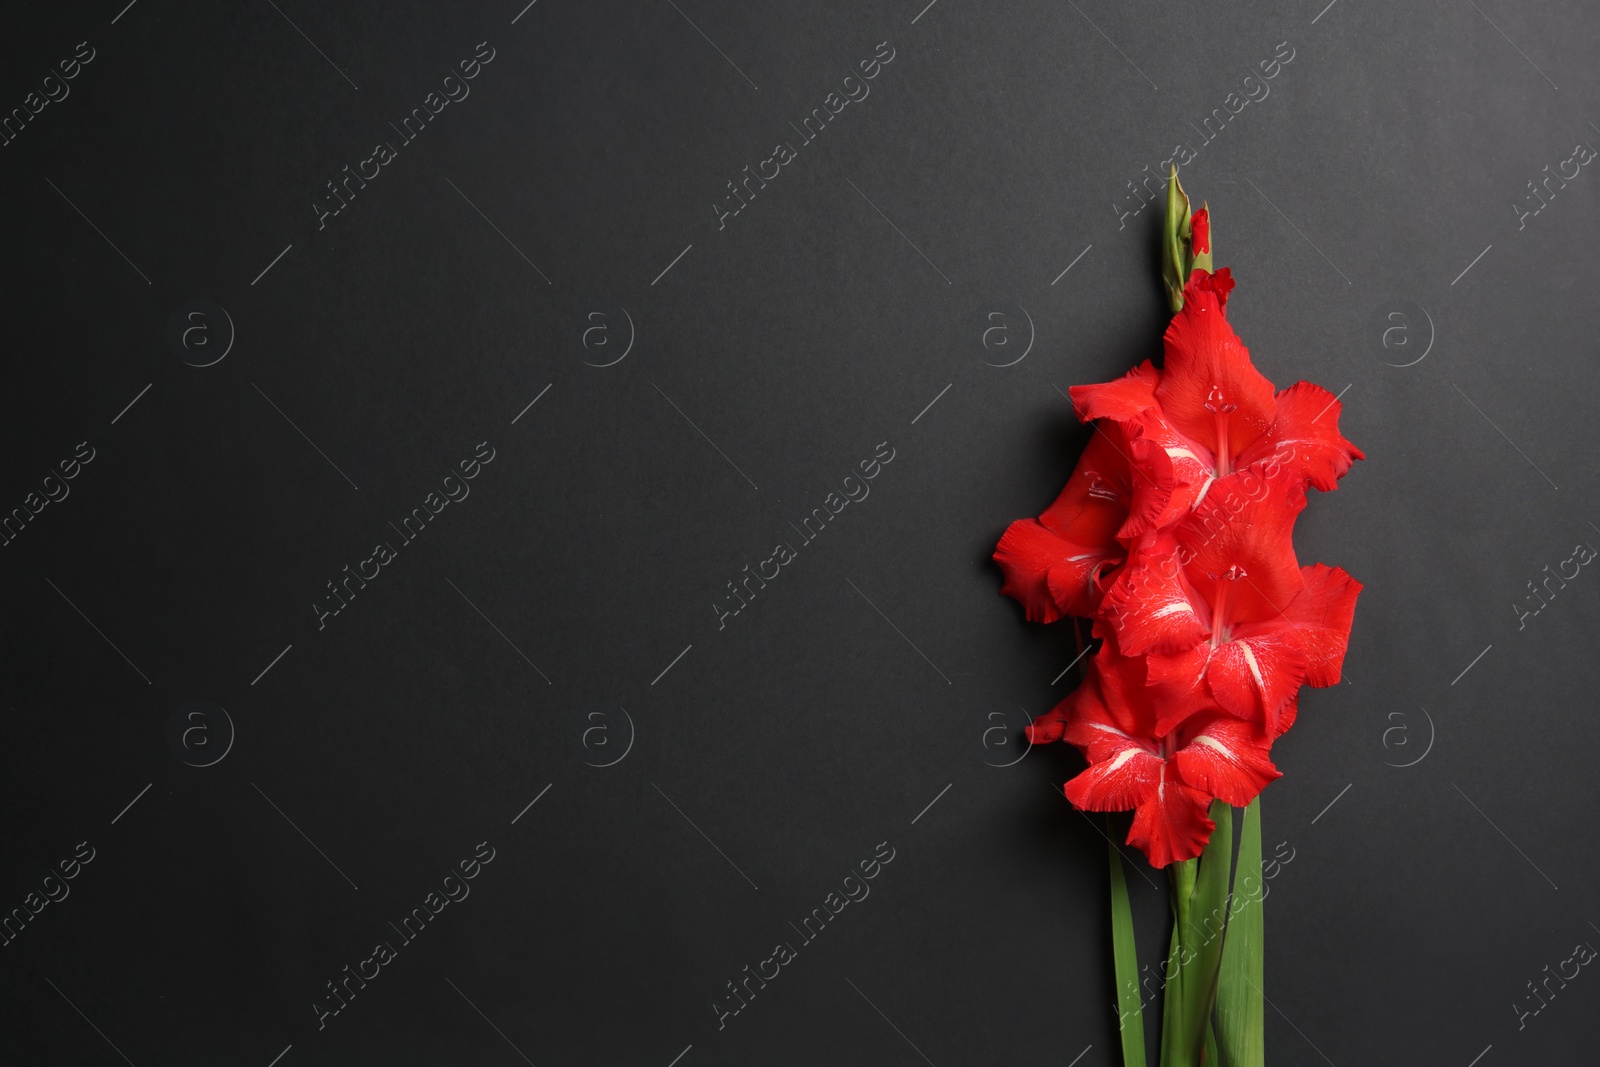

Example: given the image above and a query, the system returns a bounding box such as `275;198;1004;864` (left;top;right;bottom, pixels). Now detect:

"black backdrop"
2;0;1597;1063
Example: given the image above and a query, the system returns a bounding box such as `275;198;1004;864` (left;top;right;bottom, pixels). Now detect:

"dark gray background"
1;0;1595;1063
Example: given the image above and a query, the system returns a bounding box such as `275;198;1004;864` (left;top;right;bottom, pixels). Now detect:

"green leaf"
1216;799;1265;1067
1161;166;1191;313
1107;826;1148;1067
1176;801;1233;1064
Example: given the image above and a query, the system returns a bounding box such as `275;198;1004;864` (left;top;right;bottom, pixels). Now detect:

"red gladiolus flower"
1036;635;1281;867
997;263;1362;867
1072;271;1363;501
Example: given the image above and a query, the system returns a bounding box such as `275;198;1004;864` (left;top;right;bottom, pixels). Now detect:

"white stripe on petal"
1239;641;1267;696
1105;748;1142;774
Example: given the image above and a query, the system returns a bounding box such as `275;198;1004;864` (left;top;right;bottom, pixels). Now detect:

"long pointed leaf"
1107;828;1148;1067
1216;799;1265;1067
1177;801;1233;1063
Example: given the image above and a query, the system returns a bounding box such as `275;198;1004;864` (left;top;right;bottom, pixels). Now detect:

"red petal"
1155;272;1275;467
1176;467;1308;628
1123;422;1215;534
1237;381;1365;492
994;429;1136;620
1126;766;1216;868
1061;639;1159;742
994;519;1075;623
1193;266;1235;308
1098;539;1209;656
1039;427;1135;539
1069;360;1161;424
1206;628;1308;732
1146;644;1220;738
1065;360;1219;537
1275;690;1299;738
1174;715;1282;805
1191;208;1211;255
1119;433;1180;540
1062;742;1163;811
1280;563;1362;687
1025;694;1072;745
1146;643;1211;697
